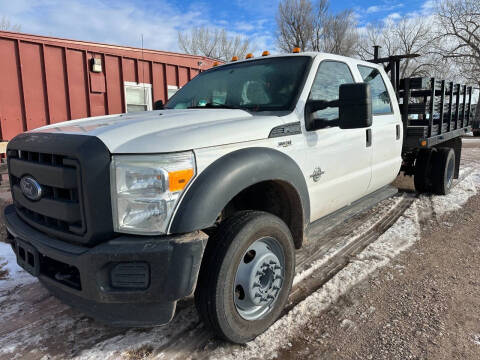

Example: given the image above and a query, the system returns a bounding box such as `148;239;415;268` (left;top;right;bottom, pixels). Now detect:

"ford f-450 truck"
4;51;476;343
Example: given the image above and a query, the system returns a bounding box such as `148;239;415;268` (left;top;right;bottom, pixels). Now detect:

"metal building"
0;31;217;141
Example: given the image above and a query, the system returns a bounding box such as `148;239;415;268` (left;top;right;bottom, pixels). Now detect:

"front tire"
195;211;295;344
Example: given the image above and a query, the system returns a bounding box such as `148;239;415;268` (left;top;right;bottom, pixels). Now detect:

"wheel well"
219;181;304;249
402;137;462;179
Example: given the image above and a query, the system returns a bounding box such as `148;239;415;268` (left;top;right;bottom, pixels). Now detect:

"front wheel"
195;211;295;343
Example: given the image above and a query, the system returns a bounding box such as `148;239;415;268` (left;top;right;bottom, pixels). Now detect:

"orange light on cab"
420;140;427;147
213;61;219;67
231;56;239;61
262;50;270;56
292;47;301;53
245;53;254;59
169;169;194;192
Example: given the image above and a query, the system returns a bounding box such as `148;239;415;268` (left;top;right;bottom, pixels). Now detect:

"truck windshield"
165;56;310;112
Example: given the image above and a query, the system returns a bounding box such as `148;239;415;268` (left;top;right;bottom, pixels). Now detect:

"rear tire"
195;211;295;344
431;147;455;195
414;148;434;193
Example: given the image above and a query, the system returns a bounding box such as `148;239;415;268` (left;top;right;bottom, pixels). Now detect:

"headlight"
111;152;195;235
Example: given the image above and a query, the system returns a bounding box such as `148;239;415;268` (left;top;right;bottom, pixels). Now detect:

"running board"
306;185;399;242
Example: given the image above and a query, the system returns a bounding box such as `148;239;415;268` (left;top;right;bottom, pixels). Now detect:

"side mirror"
304;99;339;131
154;100;164;110
339;83;372;129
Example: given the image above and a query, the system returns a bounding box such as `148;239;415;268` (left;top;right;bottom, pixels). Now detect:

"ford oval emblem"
20;176;42;201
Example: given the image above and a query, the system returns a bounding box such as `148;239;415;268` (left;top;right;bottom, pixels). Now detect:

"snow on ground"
293;196;404;286
430;168;480;216
0;288;201;360
1;169;480;360
0;241;36;292
71;307;202;360
473;334;480;346
207;203;421;360
208;169;480;360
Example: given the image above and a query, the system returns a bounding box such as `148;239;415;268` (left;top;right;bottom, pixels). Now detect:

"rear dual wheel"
414;148;433;193
431;147;455;195
414;147;455;195
195;211;295;344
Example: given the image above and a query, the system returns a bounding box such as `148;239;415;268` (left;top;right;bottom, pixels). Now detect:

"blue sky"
0;0;434;54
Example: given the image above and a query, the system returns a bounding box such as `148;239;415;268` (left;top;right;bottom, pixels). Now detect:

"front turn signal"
169;168;195;192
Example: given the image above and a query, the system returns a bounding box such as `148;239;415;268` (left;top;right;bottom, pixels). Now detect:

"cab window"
357;65;393;115
309;61;354;128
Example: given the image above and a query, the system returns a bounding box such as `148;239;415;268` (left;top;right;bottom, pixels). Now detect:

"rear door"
357;65;402;192
303;60;372;221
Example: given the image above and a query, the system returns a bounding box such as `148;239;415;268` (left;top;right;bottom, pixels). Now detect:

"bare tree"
276;0;358;56
178;27;253;61
321;9;358;56
435;0;480;86
357;17;446;79
0;16;21;32
309;0;329;52
276;0;315;52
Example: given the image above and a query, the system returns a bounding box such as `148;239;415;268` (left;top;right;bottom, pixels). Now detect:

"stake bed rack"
399;77;473;150
368;48;475;152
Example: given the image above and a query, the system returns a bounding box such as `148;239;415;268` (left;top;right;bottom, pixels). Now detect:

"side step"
306;185;399;242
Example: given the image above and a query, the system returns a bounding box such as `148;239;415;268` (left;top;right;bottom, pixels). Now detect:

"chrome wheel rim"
233;236;285;321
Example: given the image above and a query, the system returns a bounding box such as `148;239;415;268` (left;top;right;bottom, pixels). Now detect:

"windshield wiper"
187;102;243;110
238;104;271;112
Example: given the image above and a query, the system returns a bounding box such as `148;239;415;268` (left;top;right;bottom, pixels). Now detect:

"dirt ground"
277;141;480;360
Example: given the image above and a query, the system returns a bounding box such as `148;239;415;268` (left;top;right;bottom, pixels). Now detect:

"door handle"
366;128;372;147
396;124;401;140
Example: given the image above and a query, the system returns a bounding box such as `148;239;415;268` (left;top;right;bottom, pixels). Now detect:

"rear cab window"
357;65;393;115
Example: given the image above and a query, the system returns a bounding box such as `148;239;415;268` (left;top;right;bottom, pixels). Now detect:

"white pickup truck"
4;51;474;343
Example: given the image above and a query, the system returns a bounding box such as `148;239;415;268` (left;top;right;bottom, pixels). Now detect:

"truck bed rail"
399;77;474;149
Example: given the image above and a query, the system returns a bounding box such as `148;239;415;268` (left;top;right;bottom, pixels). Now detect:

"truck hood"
33;109;284;153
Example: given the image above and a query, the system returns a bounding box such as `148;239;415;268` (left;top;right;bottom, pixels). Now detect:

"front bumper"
4;205;207;327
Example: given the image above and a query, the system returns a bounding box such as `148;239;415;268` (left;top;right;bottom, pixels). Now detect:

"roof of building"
0;30;218;68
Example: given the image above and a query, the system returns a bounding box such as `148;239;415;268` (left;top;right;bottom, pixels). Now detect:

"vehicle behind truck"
4;49;477;344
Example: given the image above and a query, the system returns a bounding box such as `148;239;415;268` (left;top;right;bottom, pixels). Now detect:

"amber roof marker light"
245;53;254;59
262;51;270;56
292;47;301;53
231;56;239;61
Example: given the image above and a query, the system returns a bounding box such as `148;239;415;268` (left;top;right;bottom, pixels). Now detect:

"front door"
302;60;372;221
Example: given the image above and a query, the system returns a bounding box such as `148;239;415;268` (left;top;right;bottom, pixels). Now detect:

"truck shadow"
0;278;206;360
